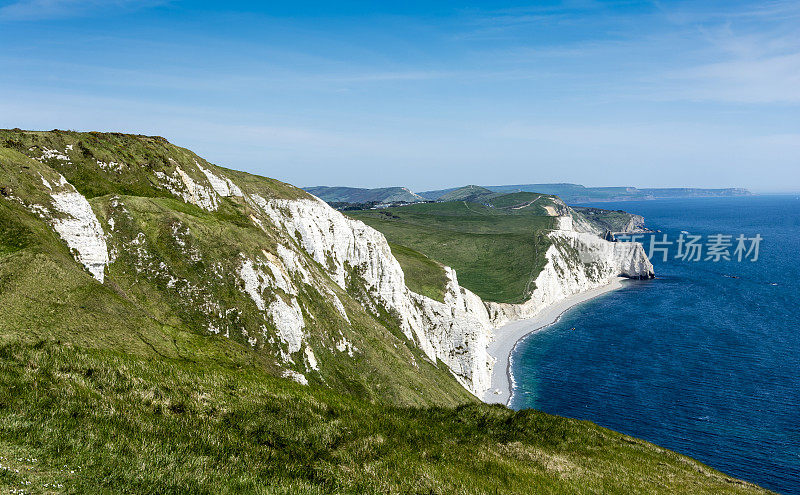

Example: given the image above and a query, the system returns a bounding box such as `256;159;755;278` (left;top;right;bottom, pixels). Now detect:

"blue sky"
1;0;798;192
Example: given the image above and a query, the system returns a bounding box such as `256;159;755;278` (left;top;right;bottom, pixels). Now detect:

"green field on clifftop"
349;196;558;304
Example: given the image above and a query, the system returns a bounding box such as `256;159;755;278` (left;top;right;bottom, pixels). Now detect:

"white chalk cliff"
485;226;653;325
253;196;497;394
255;196;653;397
16;147;652;399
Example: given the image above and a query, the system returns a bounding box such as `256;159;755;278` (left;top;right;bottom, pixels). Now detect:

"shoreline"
482;277;627;406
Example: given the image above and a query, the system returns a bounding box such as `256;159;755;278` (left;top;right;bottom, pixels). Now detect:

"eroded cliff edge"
259;196;653;397
2;132;653;400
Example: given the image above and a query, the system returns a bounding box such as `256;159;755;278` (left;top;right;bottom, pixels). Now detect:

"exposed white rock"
554;215;573;231
154;167;220;211
269;297;305;354
238;257;268;310
282;370;309;385
40;174;52;190
304;345;319;371
37;147;70;162
252;196;495;393
195;161;243;197
261;250;296;295
486;230;653;325
175;166;219;211
47;178;109;282
96;160;124;173
242;327;258;347
254;197;441;356
329;292;350;323
276;244;312;285
408;267;495;394
569;208;602;235
335;335;357;357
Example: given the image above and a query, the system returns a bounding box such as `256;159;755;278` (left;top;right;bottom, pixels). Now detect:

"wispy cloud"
662;52;800;103
0;0;167;21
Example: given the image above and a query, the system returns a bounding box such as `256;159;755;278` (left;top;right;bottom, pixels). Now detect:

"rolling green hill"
0;129;769;494
348;194;561;304
304;185;423;204
436;184;495;202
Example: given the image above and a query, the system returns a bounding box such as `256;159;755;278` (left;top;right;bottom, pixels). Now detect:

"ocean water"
509;195;800;494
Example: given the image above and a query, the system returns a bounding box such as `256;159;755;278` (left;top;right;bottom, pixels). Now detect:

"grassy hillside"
0;339;770;495
436;184;495;202
0;129;471;408
348;194;559;304
388;242;448;302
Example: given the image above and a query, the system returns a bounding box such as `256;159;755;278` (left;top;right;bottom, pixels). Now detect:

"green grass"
388;243;448;302
436;185;494;203
0;339;771;495
304;186;421;203
349;200;556;304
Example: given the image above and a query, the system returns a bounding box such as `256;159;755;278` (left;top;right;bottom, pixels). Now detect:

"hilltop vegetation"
387;242;448;302
348;193;561;304
436;184;495;202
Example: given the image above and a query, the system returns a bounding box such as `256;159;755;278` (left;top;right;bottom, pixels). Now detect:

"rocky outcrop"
14;171;109;282
571;206;652;236
620;213;648;233
47;183;109;283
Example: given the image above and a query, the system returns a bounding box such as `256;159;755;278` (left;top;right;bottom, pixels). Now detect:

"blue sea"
509;195;800;494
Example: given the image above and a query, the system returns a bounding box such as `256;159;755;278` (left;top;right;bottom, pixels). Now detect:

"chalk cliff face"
256;196;652;397
254;196;496;394
486;227;653;325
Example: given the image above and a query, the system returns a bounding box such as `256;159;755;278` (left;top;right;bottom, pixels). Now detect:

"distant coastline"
305;183;752;206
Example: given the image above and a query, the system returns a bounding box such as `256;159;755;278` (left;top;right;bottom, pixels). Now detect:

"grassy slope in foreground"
348;194;557;304
0;340;770;495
